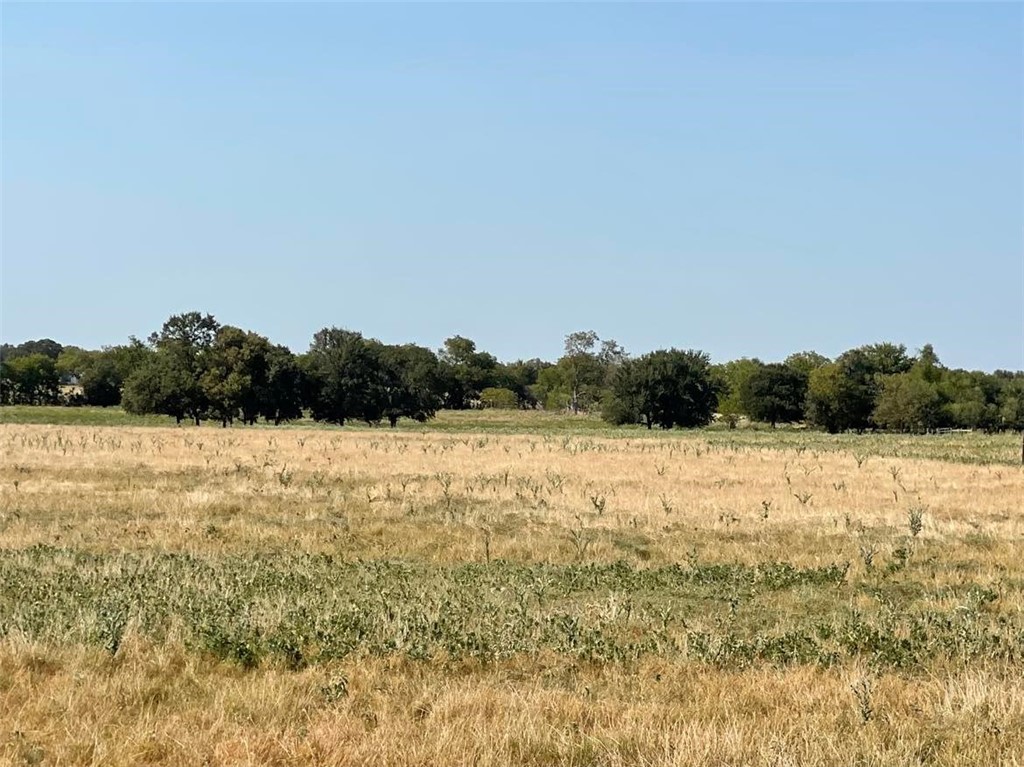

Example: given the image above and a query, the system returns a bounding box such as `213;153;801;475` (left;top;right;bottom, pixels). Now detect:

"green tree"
438;336;499;409
80;355;123;407
260;345;305;425
713;358;763;423
0;361;13;404
538;331;625;414
942;369;1001;431
72;340;154;408
122;312;220;424
374;343;444;427
872;345;950;433
533;365;571;411
805;364;848;433
998;377;1024;431
122;352;192;422
561;330;600;413
837;349;884;431
106;338;154;382
2;354;60;405
494;359;549;409
605;349;718;429
861;342;913;376
806;345;903;433
784;351;830;378
55;347;98;381
741;363;808;427
558;331;626;413
0;339;63;362
873;375;946;432
201;326;274;427
156;312;219;424
304;328;384;426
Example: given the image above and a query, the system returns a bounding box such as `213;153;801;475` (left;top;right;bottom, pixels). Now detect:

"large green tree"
713;358;763;422
122;352;194;423
80;355;124;407
806;344;908;433
201;326;274;426
0;339;63;363
533;332;625;413
122;312;220;424
741;363;808;427
784;351;830;378
998;377;1024;432
438;336;499;409
942;369;1001;431
260;344;305;425
106;338;154;382
303;328;384;426
604;349;718;429
806;364;852;433
55;347;97;381
494;359;550;409
1;354;60;405
374;343;444;427
873;375;947;432
561;330;601;414
860;342;913;377
75;339;154;408
872;345;951;433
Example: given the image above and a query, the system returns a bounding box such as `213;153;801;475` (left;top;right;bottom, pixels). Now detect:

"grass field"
1;414;1022;765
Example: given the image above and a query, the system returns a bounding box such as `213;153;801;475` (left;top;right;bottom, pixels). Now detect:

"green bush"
479;387;519;409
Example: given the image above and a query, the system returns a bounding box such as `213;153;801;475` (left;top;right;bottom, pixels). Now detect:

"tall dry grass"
1;423;1022;766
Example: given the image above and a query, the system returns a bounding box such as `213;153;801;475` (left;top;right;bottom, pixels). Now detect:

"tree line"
2;312;1022;434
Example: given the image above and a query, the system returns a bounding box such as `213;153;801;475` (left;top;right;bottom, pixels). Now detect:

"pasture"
0;417;1021;765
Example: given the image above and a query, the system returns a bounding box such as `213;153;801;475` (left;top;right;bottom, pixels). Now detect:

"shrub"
479;387;519;410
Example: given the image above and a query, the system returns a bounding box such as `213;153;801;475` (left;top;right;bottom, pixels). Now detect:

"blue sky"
3;3;1021;370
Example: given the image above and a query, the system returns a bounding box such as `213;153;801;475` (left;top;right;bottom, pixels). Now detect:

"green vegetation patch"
0;405;176;427
2;548;1018;671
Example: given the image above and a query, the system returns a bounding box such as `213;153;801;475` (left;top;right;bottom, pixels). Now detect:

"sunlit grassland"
2;404;1020;464
1;420;1022;765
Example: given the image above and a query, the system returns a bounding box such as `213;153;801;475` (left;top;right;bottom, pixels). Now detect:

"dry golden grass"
1;425;1021;564
1;422;1022;766
3;639;1021;767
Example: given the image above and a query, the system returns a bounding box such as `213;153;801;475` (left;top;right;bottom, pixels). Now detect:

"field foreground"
1;422;1022;765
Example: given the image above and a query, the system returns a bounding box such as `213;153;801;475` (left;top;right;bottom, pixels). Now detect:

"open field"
2;405;1021;464
1;419;1022;765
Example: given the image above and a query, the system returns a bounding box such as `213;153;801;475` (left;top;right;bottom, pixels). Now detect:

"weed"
851;677;874;723
859;545;877;572
568;516;593;561
908;506;925;538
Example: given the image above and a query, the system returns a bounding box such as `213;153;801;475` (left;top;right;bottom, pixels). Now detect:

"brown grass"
1;423;1022;766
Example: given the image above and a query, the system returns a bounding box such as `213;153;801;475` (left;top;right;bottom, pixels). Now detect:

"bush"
479;387;519;410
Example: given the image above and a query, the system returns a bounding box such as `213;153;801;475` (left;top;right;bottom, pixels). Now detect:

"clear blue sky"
3;3;1022;370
